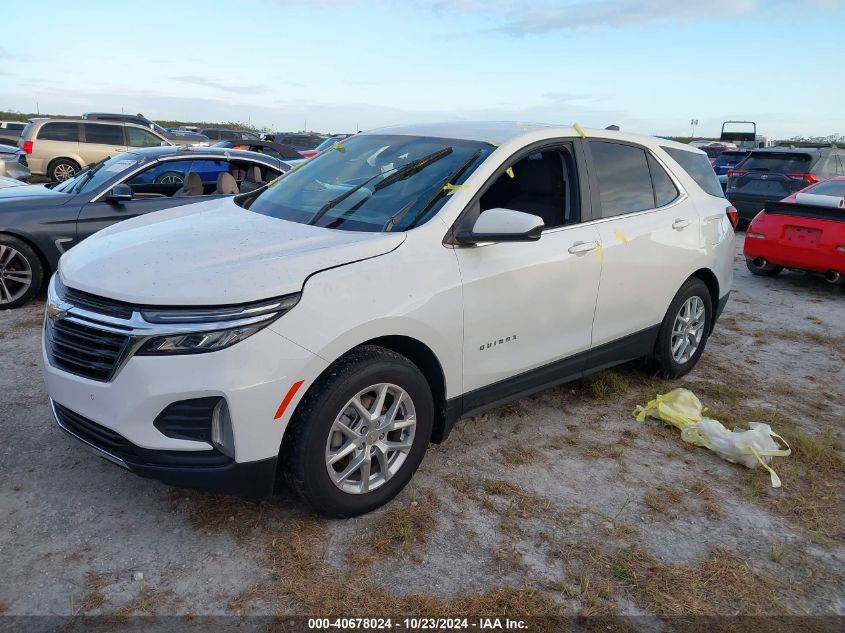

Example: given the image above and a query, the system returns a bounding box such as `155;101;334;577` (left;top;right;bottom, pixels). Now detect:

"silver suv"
18;119;172;181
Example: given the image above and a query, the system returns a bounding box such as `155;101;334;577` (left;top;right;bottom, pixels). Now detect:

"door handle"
672;218;691;230
568;240;598;254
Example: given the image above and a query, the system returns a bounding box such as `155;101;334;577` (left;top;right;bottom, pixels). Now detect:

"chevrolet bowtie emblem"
46;303;68;319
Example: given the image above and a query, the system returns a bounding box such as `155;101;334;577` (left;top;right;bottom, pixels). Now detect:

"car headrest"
216;172;239;194
246;165;263;183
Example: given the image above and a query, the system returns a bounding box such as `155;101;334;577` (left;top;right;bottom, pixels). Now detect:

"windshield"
738;153;813;173
52;153;145;194
315;136;343;152
246;135;492;232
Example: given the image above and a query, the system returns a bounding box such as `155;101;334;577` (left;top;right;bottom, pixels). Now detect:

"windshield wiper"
72;161;105;193
307;147;453;227
384;149;482;232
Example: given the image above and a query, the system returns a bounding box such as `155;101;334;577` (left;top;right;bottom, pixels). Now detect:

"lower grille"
45;317;131;381
54;403;231;468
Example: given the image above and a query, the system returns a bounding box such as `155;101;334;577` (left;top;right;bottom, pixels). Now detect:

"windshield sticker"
104;159;137;173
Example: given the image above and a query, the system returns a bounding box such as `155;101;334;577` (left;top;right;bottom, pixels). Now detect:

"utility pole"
690;119;698;138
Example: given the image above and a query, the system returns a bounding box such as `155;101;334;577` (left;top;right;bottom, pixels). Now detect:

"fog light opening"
211;400;236;458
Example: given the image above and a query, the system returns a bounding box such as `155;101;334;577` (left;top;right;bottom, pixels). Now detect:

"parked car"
744;177;845;282
0;146;288;308
212;139;303;161
40;122;734;517
0;143;29;181
712;149;750;192
0;175;26;190
264;132;327;154
297;135;351;159
199;128;260;142
0;121;27;146
17;119;174;182
726;147;845;225
83;113;209;146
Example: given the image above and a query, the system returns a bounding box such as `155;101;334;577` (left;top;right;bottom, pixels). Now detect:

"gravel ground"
0;235;843;623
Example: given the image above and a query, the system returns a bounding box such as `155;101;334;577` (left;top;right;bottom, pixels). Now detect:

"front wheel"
651;278;713;379
282;346;433;517
0;235;43;309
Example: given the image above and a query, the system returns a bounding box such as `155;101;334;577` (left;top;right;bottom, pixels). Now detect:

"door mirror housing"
456;208;544;245
106;183;133;204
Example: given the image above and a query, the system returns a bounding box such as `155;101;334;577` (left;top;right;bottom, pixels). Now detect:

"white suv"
41;123;734;517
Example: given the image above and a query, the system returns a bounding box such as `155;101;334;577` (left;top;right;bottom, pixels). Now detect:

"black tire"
0;235;44;309
48;158;80;182
281;345;434;518
745;258;783;277
651;278;713;379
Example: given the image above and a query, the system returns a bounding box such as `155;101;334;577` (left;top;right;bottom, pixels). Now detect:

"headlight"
136;294;300;355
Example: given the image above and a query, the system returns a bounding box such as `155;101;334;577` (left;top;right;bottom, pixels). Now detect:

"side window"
475;145;579;230
589;141;654;218
83;124;124;146
126;127;163;148
647;154;680;207
661;146;725;198
38;122;80;142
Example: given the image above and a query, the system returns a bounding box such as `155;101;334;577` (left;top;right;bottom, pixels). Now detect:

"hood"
0;182;65;199
59;196;405;305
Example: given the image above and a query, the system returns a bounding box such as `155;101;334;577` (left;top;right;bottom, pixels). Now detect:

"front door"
454;142;602;404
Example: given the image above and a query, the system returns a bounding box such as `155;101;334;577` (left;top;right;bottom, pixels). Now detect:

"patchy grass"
500;443;539;466
755;328;845;357
369;494;438;557
643;485;684;514
112;585;172;617
578;371;631;399
73;571;110;615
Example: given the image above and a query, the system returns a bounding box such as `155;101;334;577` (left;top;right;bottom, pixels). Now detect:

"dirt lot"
0;236;843;626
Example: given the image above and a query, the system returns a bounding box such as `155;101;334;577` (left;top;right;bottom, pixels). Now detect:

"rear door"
586;140;700;351
79;123;128;167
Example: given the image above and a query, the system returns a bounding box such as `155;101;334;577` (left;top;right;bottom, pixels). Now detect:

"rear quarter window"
38;122;80;142
661;146;724;198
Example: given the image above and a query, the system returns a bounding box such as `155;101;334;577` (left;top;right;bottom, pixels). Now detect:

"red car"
743;177;845;283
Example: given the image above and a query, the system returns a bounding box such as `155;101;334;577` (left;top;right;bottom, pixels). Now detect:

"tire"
154;171;184;185
282;345;434;518
0;235;44;309
745;258;783;277
48;158;80;182
651;278;713;379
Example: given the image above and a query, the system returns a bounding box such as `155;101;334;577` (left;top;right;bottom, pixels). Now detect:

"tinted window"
807;180;845;197
713;152;747;168
38;122;79;142
647;154;679;207
5;123;25;131
84;124;124;145
662;147;725;197
589;141;655;217
737;152;813;174
127;127;163;147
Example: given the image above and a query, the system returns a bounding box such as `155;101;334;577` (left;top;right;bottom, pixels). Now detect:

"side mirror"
456;208;544;245
106;183;133;204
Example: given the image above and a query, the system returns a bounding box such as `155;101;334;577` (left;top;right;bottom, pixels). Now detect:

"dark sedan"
0;146;289;308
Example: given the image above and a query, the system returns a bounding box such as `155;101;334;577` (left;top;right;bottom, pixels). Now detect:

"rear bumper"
744;237;845;274
0;157;30;180
51;398;277;500
727;194;773;221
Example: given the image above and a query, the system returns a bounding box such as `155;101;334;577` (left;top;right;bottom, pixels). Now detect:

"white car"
41;122;734;517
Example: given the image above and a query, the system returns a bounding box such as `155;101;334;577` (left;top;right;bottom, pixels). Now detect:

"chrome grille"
45;317;131;382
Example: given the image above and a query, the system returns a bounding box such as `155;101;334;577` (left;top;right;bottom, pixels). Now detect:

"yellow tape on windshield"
573;123;588;138
332;141;346;153
485;140;500;147
443;183;468;195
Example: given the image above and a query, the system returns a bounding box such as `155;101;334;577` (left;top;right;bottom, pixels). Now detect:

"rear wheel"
0;236;43;309
651;278;713;379
745;258;783;277
49;158;80;182
282;346;433;517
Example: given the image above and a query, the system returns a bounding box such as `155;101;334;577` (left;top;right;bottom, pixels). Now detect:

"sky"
1;0;843;139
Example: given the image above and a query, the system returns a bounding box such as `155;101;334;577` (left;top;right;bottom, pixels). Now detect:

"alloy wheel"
670;296;706;364
325;383;417;495
54;163;76;181
0;244;34;305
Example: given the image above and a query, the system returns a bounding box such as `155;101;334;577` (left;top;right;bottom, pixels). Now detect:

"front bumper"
42;297;329;499
50;399;278;500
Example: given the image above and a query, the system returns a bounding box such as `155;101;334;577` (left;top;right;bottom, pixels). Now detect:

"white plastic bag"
633;388;791;487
